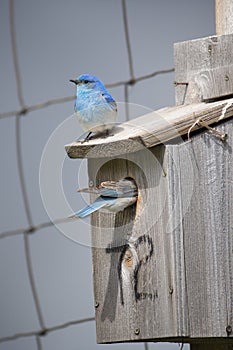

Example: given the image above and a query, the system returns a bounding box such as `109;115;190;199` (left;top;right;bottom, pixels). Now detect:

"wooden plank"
168;119;233;342
180;120;233;339
174;34;233;104
88;118;233;344
89;146;182;343
65;97;233;159
216;0;233;35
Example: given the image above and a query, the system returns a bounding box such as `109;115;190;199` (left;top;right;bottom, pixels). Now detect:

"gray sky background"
1;1;215;349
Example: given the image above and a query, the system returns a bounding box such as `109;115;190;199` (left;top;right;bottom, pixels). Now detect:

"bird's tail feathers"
69;197;109;219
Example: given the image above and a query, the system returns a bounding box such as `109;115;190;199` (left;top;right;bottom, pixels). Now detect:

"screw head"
134;328;140;335
225;74;229;81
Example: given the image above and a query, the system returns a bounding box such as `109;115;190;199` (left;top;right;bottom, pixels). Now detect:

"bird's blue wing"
71;196;115;219
99;179;137;197
77;187;118;197
78;179;137;198
102;92;117;112
78;187;136;198
98;187;137;197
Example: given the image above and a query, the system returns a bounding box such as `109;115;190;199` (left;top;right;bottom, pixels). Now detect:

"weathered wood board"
216;0;233;35
174;34;233;104
87;119;233;344
66;98;233;159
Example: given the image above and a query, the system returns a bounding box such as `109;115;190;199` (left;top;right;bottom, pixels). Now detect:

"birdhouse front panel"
87;146;185;343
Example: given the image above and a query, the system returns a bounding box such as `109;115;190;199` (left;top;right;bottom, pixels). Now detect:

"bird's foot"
76;131;92;144
102;129;114;138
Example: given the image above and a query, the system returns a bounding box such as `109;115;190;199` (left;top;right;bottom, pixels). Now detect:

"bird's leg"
104;128;114;137
81;131;92;143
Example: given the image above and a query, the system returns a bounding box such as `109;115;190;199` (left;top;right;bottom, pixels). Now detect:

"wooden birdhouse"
65;1;233;349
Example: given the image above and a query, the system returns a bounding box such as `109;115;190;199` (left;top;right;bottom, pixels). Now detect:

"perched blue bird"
70;74;117;142
70;179;137;219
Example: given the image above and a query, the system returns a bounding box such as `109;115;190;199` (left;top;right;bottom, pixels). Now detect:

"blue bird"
70;179;137;219
70;74;117;142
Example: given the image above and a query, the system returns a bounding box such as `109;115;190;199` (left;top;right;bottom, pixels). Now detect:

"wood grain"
65;98;233;159
88;119;233;344
174;34;233;104
216;0;233;35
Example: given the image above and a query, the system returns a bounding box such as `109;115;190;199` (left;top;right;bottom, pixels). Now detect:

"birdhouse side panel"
167;119;233;339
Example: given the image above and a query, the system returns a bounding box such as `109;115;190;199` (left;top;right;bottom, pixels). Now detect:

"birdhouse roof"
65;97;233;159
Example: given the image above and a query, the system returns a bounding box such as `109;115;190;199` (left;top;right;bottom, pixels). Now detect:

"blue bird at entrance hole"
70;179;138;219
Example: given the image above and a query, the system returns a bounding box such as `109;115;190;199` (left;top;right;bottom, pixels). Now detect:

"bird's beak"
69;79;79;85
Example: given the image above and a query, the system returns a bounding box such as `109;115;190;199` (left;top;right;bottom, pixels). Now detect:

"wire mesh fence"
1;0;183;349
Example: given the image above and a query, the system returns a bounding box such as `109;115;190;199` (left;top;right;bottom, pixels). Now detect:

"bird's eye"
84;80;89;84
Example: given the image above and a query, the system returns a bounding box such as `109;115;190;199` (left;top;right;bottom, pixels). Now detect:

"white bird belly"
76;107;117;133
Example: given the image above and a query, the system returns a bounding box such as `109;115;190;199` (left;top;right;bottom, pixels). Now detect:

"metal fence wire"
0;0;174;349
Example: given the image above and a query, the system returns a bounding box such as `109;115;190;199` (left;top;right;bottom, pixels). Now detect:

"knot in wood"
123;249;133;268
